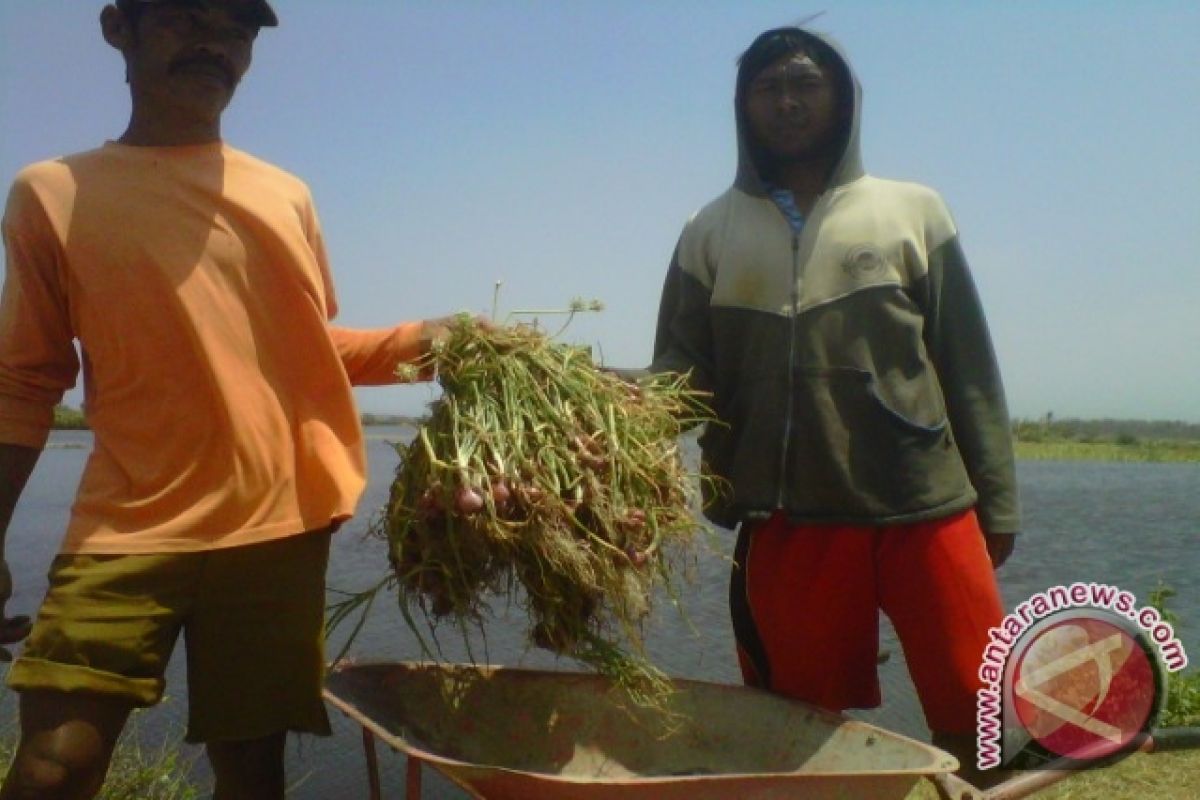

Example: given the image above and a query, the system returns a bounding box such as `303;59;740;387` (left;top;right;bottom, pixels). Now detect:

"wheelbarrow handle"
406;754;423;800
932;771;986;800
359;726;422;800
971;727;1200;800
362;728;383;800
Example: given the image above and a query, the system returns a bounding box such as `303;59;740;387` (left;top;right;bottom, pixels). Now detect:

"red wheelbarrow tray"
323;660;960;800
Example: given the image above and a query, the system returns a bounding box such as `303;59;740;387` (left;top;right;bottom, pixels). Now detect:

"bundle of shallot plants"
375;312;716;705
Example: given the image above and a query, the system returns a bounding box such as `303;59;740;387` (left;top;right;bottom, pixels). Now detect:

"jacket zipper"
776;233;801;509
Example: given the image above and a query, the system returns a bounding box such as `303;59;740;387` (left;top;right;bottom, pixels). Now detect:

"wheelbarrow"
323;660;961;799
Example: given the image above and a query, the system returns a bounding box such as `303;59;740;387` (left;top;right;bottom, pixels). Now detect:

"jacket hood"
733;28;865;196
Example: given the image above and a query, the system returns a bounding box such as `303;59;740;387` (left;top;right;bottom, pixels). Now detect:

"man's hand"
417;315;458;354
1;560;33;662
602;366;650;384
983;532;1016;569
418;314;494;355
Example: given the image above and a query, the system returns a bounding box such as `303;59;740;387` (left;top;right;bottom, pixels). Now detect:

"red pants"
731;509;1004;735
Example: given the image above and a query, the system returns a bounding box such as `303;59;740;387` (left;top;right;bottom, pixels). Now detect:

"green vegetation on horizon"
51;406;425;431
47;407;1200;463
1015;438;1200;463
52;404;88;429
359;412;423;426
1013;416;1200;463
1014;416;1200;442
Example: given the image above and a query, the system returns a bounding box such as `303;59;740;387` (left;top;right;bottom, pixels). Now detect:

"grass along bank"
1013;417;1200;463
1015;438;1200;463
0;719;201;799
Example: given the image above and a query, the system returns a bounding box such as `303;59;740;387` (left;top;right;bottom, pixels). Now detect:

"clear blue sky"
3;1;1198;421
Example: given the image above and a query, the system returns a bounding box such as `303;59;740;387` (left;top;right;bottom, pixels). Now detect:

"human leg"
0;691;132;800
184;530;333;796
2;553;191;800
184;529;332;743
878;510;1007;784
206;733;286;800
730;522;768;689
731;513;882;711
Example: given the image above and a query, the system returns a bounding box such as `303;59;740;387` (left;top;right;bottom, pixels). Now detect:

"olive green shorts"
7;529;333;743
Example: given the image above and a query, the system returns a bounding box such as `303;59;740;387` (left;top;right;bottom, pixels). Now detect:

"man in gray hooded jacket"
648;26;1018;776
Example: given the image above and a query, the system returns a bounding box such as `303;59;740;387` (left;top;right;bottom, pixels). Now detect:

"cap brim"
131;0;278;27
255;1;277;27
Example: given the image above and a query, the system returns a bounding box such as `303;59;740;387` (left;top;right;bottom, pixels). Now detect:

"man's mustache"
168;53;236;87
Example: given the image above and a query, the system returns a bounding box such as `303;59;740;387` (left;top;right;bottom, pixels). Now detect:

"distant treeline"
361;413;423;427
53;405;88;429
51;406;422;430
1013;416;1200;444
46;405;1200;443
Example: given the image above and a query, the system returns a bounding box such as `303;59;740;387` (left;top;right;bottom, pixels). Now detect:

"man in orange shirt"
0;2;457;797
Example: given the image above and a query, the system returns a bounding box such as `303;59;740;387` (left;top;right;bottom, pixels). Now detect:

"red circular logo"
1012;616;1156;760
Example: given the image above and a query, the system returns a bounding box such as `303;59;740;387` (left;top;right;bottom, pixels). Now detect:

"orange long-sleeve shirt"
0;141;423;553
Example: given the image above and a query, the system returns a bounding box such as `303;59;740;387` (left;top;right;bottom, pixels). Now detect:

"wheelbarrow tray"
324;661;957;800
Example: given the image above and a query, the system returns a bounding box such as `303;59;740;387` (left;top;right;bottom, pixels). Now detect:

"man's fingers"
984;532;1016;569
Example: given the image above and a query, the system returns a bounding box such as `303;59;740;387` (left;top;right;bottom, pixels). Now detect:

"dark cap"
120;0;279;28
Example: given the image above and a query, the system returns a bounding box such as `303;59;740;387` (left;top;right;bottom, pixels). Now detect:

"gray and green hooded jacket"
651;30;1020;534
